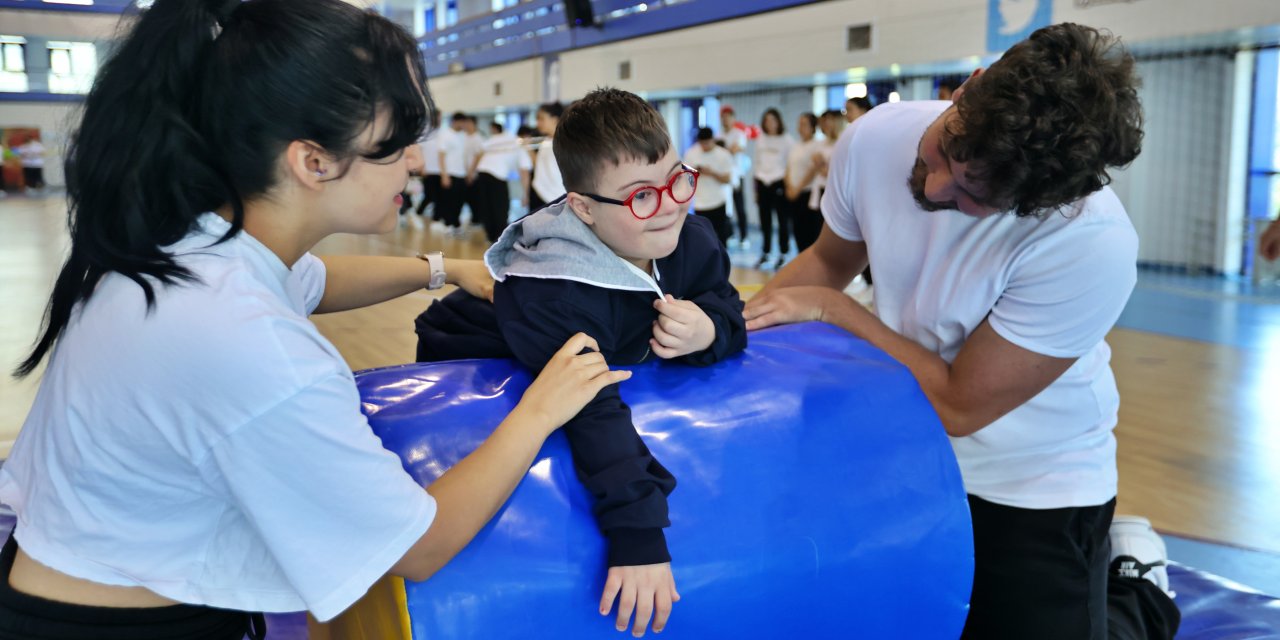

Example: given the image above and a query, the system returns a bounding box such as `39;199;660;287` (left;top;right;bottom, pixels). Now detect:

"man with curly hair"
745;23;1180;640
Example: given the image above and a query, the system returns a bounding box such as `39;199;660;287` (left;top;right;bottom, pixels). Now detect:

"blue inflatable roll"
356;323;973;638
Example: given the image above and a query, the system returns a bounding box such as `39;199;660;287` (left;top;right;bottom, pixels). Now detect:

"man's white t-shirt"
439;127;467;178
464;132;485;176
0;213;436;621
420;129;441;175
753;134;793;184
821;101;1138;509
17;140;44;168
476;132;532;180
683;143;734;211
532;139;566;203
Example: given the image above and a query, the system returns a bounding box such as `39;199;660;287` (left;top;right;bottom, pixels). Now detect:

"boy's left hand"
651;294;715;359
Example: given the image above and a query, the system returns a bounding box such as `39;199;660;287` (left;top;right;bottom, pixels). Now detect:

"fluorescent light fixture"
845;83;867;99
42;0;95;5
888;91;901;103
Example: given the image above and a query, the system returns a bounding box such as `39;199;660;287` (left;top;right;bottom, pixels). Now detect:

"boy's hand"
599;562;680;637
651;295;715;359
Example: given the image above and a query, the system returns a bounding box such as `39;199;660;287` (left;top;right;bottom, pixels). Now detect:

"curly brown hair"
945;23;1144;216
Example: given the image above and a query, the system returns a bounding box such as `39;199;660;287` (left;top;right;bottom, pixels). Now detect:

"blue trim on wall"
421;0;826;77
0;1;129;14
0;91;84;103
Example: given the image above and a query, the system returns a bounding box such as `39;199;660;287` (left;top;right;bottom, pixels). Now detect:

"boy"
415;88;747;637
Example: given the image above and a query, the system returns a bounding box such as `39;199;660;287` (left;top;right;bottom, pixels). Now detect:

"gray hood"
484;199;664;298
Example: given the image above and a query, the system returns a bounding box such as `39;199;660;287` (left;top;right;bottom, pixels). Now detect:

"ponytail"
16;0;431;377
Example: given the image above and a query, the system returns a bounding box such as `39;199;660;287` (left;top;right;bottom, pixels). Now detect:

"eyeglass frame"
577;165;701;220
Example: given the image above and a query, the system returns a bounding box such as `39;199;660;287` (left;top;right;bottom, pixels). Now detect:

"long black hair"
16;0;433;377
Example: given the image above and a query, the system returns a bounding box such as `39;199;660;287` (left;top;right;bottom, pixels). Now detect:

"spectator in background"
516;124;539;211
845;97;873;124
530;102;566;214
806;109;845;246
414;110;445;222
785;113;824;254
937;77;963;100
1261;215;1280;262
684;127;735;245
18;135;45;193
437;112;469;236
461;115;486;229
753;108;793;270
718;105;752;248
468;121;531;243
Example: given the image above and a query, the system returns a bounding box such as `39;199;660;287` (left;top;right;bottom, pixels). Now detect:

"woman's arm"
313;256;493;313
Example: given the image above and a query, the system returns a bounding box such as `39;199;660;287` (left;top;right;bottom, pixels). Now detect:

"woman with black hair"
0;1;627;638
752;108;793;270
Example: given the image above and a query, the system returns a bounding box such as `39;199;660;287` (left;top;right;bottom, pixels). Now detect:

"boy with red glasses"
414;88;746;637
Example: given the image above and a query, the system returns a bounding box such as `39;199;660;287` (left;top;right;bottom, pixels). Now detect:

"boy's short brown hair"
553;88;671;193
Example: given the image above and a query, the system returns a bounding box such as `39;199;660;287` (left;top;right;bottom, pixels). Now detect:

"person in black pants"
468;122;530;243
752;108;793;269
718;106;751;246
745;24;1178;640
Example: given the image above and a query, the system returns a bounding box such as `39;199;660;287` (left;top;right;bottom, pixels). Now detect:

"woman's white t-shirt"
0;213;436;621
785;137;823;195
752;133;793;184
821;101;1139;510
532;139;566;203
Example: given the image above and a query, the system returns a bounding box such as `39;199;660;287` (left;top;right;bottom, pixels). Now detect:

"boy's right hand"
600;562;680;637
515;333;631;435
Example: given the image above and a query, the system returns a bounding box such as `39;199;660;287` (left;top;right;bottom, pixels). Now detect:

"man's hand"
743;285;854;331
650;295;715;359
1261;218;1280;262
599;562;680;637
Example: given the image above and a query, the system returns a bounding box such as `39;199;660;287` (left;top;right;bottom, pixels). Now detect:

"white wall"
429;0;1280;110
0;101;81;187
426;58;542;112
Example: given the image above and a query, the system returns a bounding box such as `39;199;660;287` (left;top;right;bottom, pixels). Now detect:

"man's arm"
818;296;1075;436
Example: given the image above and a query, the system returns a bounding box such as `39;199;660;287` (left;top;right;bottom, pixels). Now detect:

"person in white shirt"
461;115;485;226
0;1;630;637
468;121;532;242
683;127;735;245
808;109;844;221
745;23;1179;640
437;112;469;233
17;136;45;191
718;105;751;246
530;102;566;214
784;113;824;255
413;110;444;220
752;108;793;270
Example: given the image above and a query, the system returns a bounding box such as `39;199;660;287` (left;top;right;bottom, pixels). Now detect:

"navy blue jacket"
415;214;746;566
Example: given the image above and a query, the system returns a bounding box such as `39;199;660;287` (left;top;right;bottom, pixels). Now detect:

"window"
47;41;97;94
0;36;27;92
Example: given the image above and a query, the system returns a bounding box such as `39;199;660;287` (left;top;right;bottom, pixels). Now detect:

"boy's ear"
565;193;595;226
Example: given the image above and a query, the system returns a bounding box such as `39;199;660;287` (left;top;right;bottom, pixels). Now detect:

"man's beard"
908;156;957;212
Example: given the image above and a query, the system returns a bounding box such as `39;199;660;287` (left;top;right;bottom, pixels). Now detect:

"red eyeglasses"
580;166;700;220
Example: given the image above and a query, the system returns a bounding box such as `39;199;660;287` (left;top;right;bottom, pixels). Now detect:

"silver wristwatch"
417;251;446;290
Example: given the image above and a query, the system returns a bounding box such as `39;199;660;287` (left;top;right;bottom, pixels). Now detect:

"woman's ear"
285;140;333;191
565;193;595;226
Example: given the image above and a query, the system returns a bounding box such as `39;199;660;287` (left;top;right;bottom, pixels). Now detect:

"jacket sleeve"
495;284;677;567
678;218;748;367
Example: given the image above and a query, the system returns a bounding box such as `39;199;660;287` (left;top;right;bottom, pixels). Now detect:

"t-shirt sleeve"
201;373;435;622
517;146;533;171
819;125;864;242
987;220;1138;358
293;253;328;314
